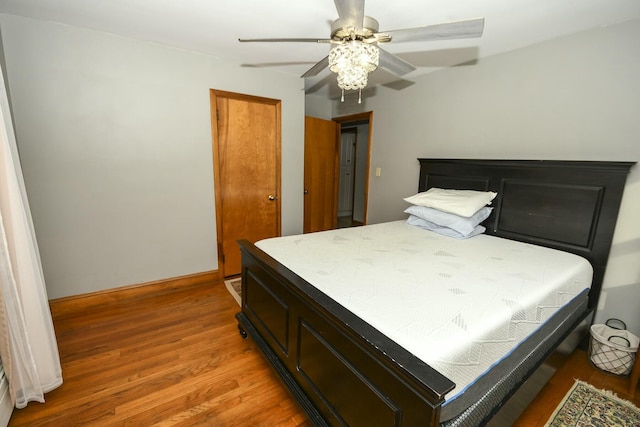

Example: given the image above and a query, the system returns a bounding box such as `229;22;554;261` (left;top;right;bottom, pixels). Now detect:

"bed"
235;159;634;426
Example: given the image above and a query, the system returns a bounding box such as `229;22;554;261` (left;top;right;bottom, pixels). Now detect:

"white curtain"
0;64;62;408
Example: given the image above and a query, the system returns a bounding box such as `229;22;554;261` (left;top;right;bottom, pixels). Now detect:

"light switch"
375;167;381;177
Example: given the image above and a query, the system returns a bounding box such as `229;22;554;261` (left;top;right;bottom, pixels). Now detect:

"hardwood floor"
9;279;639;426
9;280;309;427
515;348;640;426
336;215;363;229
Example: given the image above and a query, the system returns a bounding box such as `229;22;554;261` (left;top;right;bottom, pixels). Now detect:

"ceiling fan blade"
334;0;365;29
382;17;484;43
301;56;329;78
239;38;332;43
378;48;416;76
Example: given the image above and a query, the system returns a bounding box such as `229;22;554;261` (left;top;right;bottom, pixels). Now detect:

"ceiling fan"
239;0;484;102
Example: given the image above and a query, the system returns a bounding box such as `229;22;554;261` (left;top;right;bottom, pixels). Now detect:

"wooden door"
211;90;281;277
303;116;338;233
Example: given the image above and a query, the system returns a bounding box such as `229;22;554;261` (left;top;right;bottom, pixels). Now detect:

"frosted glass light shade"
329;41;379;91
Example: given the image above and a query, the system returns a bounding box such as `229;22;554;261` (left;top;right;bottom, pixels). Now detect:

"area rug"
224;277;241;306
545;379;640;426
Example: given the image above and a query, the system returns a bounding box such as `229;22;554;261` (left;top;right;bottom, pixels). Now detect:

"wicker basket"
589;318;639;376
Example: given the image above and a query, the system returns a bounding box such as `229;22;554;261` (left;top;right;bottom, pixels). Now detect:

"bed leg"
238;323;248;339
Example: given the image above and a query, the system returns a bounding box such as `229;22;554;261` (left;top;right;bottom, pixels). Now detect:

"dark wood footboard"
238;239;455;427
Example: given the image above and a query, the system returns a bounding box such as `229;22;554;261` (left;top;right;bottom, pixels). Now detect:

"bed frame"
236;159;634;426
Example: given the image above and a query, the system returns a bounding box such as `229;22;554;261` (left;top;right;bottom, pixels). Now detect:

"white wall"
304;93;333;120
333;19;640;334
0;14;305;299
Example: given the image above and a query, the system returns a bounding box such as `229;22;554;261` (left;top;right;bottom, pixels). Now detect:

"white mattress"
255;221;593;401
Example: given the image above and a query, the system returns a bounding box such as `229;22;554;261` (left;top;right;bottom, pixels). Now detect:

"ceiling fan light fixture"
329;40;379;102
239;1;485;103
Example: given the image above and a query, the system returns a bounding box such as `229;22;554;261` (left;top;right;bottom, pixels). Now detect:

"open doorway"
334;113;372;229
303;112;372;233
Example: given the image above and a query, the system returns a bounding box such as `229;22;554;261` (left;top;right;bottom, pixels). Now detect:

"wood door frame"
333;111;373;225
210;89;282;277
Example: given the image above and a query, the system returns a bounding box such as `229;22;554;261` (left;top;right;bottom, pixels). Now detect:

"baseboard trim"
49;270;220;319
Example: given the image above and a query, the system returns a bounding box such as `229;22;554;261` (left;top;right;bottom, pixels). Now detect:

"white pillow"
404;205;492;237
403;188;497;217
406;215;486;239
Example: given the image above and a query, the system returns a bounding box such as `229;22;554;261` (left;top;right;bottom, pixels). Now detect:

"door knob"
268;195;277;201
304;189;308;195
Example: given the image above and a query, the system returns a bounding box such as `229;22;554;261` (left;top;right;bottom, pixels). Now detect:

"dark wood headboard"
418;159;635;310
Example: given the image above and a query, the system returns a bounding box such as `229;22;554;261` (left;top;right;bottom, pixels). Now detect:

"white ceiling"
1;0;639;98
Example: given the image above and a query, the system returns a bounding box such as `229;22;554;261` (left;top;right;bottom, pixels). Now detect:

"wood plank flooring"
8;279;639;426
9;280;309;427
515;348;640;426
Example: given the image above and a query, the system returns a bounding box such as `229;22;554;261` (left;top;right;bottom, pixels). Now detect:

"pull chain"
339;89;363;104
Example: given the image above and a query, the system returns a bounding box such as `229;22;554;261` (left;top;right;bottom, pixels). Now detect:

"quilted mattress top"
256;220;592;401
